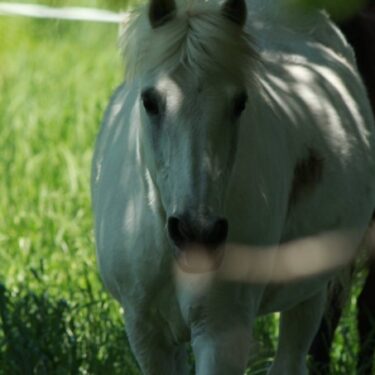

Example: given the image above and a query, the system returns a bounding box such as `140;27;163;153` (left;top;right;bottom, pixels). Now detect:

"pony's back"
247;0;355;65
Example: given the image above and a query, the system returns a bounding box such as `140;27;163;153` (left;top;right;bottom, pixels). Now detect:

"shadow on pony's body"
91;0;375;373
310;2;375;374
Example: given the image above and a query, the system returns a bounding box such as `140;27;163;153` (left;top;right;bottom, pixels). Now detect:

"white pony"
91;0;375;373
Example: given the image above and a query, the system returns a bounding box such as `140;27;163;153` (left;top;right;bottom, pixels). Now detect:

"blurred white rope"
0;2;128;23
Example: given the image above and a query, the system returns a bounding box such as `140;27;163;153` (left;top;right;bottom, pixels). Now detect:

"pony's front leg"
268;289;326;375
125;311;189;375
182;282;261;375
192;322;252;375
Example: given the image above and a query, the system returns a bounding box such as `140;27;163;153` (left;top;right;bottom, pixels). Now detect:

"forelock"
119;1;258;83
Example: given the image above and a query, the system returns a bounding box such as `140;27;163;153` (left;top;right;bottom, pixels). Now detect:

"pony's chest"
258;273;332;315
126;277;190;344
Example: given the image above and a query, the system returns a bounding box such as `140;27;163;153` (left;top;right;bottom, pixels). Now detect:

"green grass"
0;8;366;375
0;14;140;374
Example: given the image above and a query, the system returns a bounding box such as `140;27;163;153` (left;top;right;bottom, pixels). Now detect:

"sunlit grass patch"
0;16;119;289
0;15;140;373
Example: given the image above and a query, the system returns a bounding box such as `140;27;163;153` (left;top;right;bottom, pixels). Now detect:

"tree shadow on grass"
0;284;139;374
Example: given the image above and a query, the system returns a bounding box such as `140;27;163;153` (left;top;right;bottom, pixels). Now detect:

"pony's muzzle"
167;215;228;273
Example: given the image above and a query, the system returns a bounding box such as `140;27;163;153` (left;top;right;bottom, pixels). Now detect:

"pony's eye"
233;92;248;118
141;89;161;116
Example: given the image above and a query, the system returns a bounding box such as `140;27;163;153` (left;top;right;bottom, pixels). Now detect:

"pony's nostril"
205;218;228;247
168;216;228;249
168;216;191;248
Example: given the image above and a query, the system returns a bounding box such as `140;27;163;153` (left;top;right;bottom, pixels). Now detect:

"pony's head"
121;0;257;272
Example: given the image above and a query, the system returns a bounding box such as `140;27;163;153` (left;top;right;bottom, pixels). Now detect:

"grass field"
0;2;366;374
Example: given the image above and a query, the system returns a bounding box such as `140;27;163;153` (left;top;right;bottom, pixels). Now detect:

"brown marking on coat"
289;148;324;208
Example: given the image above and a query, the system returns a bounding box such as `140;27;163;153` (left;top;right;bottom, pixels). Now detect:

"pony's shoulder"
91;82;135;188
95;83;130;144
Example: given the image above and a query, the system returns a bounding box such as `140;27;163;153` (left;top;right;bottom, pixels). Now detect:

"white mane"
119;0;258;82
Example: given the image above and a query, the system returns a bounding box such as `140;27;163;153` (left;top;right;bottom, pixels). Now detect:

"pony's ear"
221;0;247;27
149;0;176;28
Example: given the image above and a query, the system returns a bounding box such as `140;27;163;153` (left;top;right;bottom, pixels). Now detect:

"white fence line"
0;2;127;23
